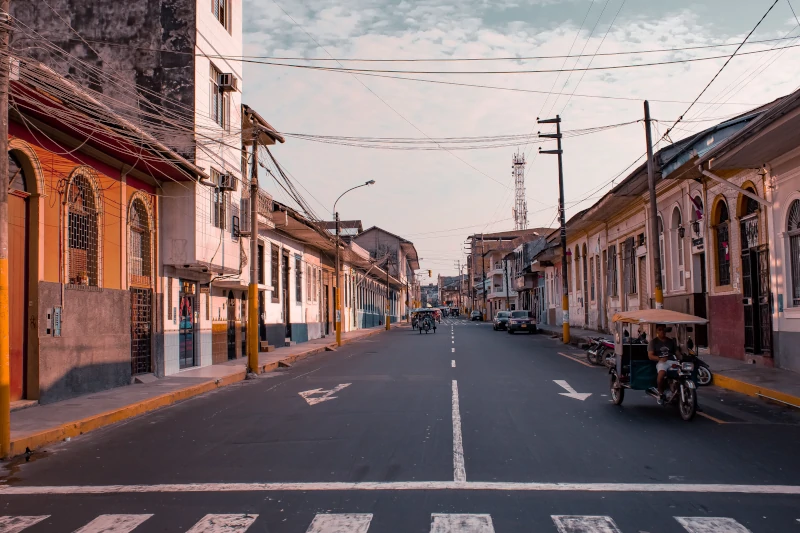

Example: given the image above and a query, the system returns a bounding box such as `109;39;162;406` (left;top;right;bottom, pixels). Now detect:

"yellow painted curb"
9;370;247;457
713;373;800;408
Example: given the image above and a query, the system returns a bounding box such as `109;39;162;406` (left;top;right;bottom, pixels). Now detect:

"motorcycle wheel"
696;366;712;386
586;348;597;365
610;373;624;405
679;387;697;421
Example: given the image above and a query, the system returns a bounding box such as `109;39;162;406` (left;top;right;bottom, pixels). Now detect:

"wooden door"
9;193;28;401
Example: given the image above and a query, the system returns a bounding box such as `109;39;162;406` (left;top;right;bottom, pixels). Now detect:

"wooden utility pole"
247;128;260;375
538;115;570;344
644;101;664;309
0;0;12;458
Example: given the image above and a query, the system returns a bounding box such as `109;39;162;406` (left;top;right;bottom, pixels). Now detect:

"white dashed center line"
452;360;456;368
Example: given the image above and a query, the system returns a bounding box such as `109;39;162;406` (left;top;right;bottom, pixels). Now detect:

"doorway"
178;281;197;369
9;187;29;401
324;283;330;335
130;288;152;375
227;290;237;360
282;253;291;339
740;205;772;355
240;291;247;357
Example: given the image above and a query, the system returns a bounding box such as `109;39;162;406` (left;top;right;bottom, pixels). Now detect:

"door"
757;245;772;354
241;291;247;357
638;256;648;309
178;281;197;369
282;254;291;339
694;253;708;346
258;290;266;343
742;248;756;353
324;283;330;335
582;254;589;325
227;290;236;360
130;288;152;375
9;192;28;401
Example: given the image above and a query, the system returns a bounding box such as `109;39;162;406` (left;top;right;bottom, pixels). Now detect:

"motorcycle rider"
648;324;679;405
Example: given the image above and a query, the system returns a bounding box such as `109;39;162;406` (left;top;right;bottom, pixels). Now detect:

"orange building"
8;62;203;404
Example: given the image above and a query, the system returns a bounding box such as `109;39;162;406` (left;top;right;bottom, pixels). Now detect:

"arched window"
714;199;731;286
67;171;100;287
129;196;152;287
788;199;800;307
574;246;581;296
671;207;684;289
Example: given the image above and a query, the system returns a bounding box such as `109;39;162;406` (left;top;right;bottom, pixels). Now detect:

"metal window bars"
128;197;152;288
67;172;100;288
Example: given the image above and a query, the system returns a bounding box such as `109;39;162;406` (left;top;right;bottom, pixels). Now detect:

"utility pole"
538;115;570;344
644;101;664;309
247;128;260;375
0;0;12;458
335;212;342;346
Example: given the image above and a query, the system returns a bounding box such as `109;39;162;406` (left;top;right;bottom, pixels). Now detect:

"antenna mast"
513;151;528;230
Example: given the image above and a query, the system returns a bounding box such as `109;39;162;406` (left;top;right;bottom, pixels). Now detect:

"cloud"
243;0;800;278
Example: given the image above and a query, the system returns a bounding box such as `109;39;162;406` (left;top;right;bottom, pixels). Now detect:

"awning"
612;309;708;325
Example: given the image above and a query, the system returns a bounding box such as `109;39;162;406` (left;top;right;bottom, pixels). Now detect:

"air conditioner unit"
218;73;238;92
218;171;236;192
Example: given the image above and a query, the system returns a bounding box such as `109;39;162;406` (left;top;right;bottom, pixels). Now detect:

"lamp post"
334;180;375;346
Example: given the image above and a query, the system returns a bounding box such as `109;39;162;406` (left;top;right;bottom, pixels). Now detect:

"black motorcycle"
686;338;712;386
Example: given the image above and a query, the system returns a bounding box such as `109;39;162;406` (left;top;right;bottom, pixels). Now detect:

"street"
1;320;799;532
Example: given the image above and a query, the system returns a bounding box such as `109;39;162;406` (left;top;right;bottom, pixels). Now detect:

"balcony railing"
257;189;273;219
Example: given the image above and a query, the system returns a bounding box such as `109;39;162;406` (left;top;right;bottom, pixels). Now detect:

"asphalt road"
1;318;799;532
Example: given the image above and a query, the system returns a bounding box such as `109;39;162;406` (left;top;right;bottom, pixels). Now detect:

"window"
212;0;229;30
715;200;731;286
671;207;684;289
623;238;637;294
313;268;319;302
129;197;152;287
295;255;302;303
271;245;279;302
306;265;312;303
210;168;226;230
607;245;618;297
210;64;229;129
67;172;99;287
590;257;595;301
257;244;264;284
788;200;800;306
657;216;666;289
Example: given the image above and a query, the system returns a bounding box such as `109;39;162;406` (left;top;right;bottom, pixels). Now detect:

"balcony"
257;189;274;228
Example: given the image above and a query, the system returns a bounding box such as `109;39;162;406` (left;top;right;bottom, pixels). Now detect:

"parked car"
493;311;511;330
470;310;483;321
507;310;536;334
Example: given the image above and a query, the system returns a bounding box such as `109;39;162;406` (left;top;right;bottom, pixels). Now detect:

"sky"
242;0;800;281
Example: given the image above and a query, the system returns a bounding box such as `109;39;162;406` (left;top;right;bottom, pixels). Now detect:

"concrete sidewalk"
8;325;391;458
537;322;800;409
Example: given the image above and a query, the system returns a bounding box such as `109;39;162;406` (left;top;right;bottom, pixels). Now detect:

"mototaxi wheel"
696;366;712;386
610;373;624;405
679;386;697;421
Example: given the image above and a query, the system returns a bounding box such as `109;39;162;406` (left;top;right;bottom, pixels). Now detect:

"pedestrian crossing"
0;513;763;532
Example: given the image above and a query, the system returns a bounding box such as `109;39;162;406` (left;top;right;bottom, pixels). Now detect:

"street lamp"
334;180;375;346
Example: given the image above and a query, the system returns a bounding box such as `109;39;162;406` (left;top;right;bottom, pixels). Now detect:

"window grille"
306;265;312;303
129;196;152;288
607;245;618;297
257;244;265;284
167;277;173;320
295;255;302;303
590;257;595;300
67;172;100;287
313;268;318;302
788;200;800;306
271;244;280;302
716;201;731;286
212;0;228;29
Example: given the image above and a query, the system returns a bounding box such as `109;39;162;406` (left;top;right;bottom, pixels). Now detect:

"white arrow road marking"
0;516;49;533
186;514;258;532
299;384;352;406
431;514;494;533
552;515;621;533
675;517;752;533
451;380;466;482
553;380;592;401
305;514;373;533
74;514;153;533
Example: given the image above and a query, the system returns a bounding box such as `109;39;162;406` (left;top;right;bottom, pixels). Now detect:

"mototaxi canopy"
611;309;708;325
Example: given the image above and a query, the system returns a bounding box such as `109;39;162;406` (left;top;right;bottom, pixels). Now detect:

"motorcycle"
686;337;712;386
586;337;614;366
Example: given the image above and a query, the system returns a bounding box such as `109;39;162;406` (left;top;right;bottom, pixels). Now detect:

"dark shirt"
648;336;677;359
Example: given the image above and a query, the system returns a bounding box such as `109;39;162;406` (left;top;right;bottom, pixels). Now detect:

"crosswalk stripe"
551;515;621;533
675;517;753;533
430;514;495;533
305;513;372;533
73;514;152;532
185;514;258;532
0;516;49;533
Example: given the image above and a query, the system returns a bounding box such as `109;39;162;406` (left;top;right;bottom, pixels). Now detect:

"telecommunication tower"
512;151;527;230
